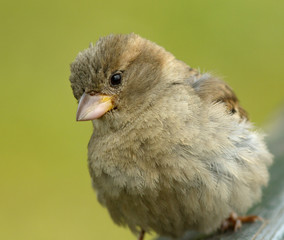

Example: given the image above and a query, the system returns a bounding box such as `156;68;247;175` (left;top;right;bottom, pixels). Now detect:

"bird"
69;33;273;240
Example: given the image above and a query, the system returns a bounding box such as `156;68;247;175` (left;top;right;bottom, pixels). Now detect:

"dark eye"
110;73;122;86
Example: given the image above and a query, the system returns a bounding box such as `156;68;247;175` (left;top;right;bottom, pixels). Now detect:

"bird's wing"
189;73;248;120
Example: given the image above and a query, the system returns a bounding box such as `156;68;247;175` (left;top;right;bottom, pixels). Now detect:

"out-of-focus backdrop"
1;1;283;240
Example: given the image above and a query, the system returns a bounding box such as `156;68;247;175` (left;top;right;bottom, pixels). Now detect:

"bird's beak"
76;92;114;121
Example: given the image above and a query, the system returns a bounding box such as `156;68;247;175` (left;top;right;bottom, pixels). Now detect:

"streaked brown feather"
191;74;248;120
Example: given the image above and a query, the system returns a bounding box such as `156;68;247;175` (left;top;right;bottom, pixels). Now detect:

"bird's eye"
110;73;122;87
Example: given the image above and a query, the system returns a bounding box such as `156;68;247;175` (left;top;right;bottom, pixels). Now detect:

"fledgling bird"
69;33;273;239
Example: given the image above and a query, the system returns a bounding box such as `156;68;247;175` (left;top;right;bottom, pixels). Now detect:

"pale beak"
76;92;114;121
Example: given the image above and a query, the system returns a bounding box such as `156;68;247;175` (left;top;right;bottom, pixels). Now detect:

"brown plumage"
69;33;272;239
190;74;248;120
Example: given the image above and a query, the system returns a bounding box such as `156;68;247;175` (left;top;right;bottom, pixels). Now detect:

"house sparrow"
69;33;273;239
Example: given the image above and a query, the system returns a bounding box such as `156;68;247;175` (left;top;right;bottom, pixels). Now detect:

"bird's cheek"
76;93;114;121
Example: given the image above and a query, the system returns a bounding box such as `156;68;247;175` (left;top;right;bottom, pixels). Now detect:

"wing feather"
189;73;248;120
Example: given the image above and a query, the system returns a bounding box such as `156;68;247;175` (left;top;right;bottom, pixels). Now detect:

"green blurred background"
1;1;283;240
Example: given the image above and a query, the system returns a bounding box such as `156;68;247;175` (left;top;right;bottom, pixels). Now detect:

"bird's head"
70;33;186;130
